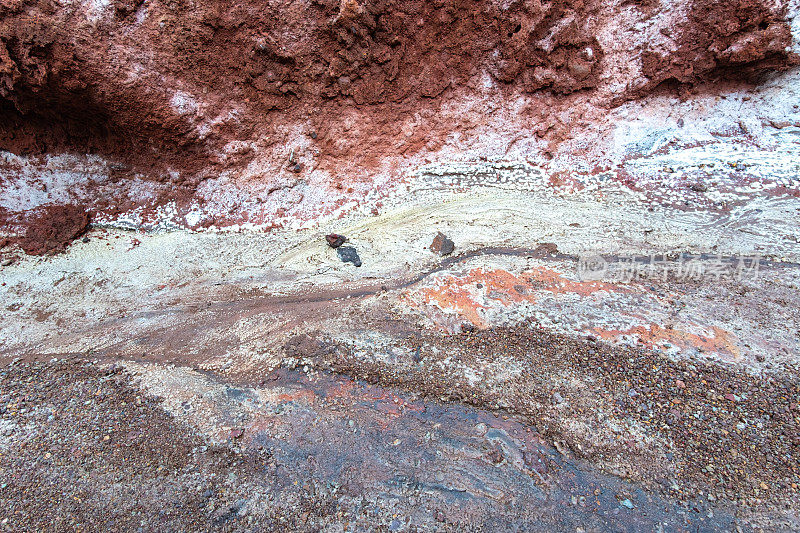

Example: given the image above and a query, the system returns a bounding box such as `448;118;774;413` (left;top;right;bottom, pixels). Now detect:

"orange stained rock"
590;324;741;360
406;267;628;328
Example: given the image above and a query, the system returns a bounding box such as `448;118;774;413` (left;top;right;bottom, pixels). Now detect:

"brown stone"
430;232;454;256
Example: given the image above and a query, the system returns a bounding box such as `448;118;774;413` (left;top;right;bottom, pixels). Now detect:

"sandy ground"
0;358;766;531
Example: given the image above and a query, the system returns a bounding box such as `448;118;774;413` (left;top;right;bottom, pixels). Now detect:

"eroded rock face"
0;0;796;248
638;0;795;95
0;0;793;161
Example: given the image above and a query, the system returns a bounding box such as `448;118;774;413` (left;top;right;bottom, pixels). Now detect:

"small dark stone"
325;233;347;248
292;163;302;173
310;131;317;139
82;236;90;243
536;242;559;255
429;231;455;256
337;246;361;267
412;346;422;363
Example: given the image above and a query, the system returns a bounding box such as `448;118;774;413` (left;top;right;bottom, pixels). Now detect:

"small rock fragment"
325;233;347;248
337;245;361;267
230;428;244;439
620;498;634;509
430;231;454;256
536;242;559;255
553;440;570;456
412;346;422;363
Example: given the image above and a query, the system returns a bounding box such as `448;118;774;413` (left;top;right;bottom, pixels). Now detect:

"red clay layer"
0;0;796;252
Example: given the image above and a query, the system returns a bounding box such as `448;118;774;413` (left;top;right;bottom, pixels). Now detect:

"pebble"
336;246;362;267
429;232;455;256
325;233;346;248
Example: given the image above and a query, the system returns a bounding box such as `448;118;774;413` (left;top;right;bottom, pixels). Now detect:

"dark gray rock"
337;246;362;267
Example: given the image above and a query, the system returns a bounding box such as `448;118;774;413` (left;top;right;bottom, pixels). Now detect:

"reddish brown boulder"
18;205;90;255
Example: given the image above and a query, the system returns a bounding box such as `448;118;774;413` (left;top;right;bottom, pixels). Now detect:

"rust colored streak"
276;389;317;404
590;324;741;360
406;267;629;328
